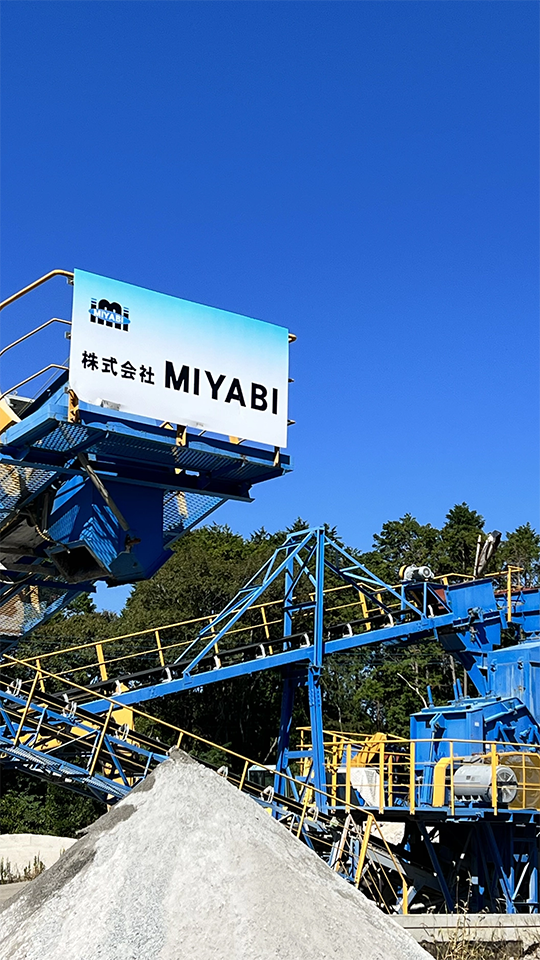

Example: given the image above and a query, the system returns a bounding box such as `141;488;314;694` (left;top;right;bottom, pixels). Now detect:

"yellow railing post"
35;659;45;693
388;753;393;808
88;704;114;777
155;630;165;667
13;673;39;748
491;743;498;815
331;735;338;806
358;590;371;630
522;751;526;807
96;643;108;682
409;741;415;815
354;813;374;887
238;759;249;792
260;604;271;642
378;741;385;814
402;878;409;915
507;567;513;623
345;742;352;812
176;731;184;748
296;788;311;838
449;741;455;817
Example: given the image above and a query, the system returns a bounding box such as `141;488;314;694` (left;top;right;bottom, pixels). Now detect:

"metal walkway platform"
0;268;292;650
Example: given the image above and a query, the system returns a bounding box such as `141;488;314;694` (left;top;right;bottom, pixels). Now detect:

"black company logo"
89;298;130;332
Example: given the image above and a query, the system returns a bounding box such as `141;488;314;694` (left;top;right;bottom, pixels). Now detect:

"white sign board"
69;269;289;447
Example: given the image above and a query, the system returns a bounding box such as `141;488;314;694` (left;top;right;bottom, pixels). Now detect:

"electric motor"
400;564;434;582
453;762;518;804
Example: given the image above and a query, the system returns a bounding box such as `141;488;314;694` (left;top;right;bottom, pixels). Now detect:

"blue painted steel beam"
81;613;457;713
0;686;170;804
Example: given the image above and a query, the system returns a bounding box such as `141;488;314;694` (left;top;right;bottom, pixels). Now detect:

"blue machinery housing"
0;371;290;650
1;272;540;915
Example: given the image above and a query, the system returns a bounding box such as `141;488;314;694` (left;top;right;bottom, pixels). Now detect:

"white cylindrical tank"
453;762;518;804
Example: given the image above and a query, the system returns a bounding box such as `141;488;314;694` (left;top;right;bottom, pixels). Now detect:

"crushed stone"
0;750;430;960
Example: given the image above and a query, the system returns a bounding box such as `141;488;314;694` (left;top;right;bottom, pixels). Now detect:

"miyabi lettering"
164;361;279;414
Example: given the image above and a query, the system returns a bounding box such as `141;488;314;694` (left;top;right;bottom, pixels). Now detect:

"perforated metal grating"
0;583;67;638
170;446;268;482
88;431;276;482
35;422;90;452
0;464;57;523
163;490;223;545
89;432;174;461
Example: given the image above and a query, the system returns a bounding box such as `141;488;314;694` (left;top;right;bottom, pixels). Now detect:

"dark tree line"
4;505;539;835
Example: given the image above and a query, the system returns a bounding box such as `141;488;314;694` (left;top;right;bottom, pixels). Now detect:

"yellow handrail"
22;568;523;686
0;269;73;312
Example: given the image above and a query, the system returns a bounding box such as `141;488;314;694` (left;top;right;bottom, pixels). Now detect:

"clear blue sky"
1;1;538;611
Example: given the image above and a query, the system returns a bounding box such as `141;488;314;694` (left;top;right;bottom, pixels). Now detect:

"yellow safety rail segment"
355;813;374;886
17;567;518;693
0;269;73;313
505;565;523;622
88;704;114;777
353;813;409;914
155;631;165;668
433;757;453;807
409;741;416;815
345;742;352;811
96;644;108;682
449;741;455;816
325;731;540;815
13;672;40;748
491;743;498;816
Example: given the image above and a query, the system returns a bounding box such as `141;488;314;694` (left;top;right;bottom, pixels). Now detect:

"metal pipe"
0;364;68;401
345;741;352;811
296;788;311;838
450;741;455;816
354;813;374;887
238;759;249;792
409;741;416;814
88;703;114;777
491;743;498;815
0;318;70;359
0;270;73;312
13;672;40;748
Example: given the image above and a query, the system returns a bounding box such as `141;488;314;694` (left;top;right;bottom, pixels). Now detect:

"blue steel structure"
2;273;540;914
0;526;538;911
0;676;166;804
0;270;291;652
51;526;539;913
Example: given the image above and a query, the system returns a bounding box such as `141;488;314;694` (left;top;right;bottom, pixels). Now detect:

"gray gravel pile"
0;750;430;960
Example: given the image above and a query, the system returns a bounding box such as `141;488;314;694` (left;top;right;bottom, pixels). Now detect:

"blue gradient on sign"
74;270;288;372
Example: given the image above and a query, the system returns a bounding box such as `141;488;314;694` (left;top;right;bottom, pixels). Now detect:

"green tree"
0;776;103;837
17;593;119;693
439;503;485;575
358;514;441;582
499;523;540;586
120;524;285;632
